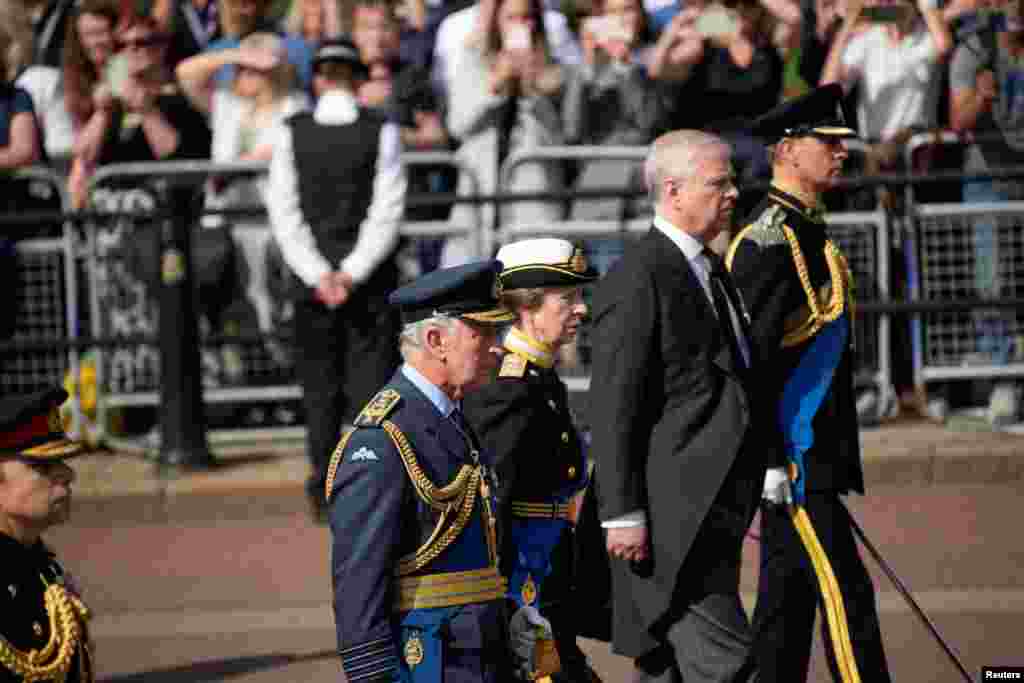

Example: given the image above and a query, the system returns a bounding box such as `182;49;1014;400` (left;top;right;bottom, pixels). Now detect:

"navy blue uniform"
729;185;890;683
463;346;598;681
327;368;510;683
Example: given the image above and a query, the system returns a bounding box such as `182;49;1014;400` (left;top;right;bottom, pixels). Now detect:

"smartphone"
503;23;532;51
104;53;130;99
696;4;739;37
860;4;911;23
585;14;631;42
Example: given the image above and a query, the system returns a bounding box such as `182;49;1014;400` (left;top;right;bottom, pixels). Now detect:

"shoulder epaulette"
354;389;402;427
743;204;788;247
498;353;528;378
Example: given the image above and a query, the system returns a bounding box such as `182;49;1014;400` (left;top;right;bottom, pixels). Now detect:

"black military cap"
0;387;83;461
751;84;858;144
495;238;599;290
389;260;516;325
312;37;369;78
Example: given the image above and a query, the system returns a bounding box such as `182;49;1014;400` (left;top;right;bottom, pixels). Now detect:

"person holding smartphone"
562;0;667;273
442;0;567;267
820;0;955;143
948;0;1024;422
647;0;799;239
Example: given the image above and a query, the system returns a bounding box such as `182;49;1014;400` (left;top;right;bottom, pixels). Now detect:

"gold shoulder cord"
382;420;496;576
0;580;93;682
323;422;497;577
781;226;856;348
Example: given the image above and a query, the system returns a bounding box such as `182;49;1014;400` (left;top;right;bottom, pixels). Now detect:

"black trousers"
294;293;400;498
752;493;892;683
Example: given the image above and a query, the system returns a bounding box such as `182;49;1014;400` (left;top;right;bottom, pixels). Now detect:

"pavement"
70;417;1024;501
50;416;1024;682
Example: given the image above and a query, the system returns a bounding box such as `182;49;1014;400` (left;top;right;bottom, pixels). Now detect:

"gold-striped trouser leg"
790;505;862;683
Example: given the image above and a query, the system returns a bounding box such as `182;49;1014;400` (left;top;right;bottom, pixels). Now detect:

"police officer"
462;239;604;683
0;387;93;683
727;84;892;683
327;260;527;683
267;37;406;522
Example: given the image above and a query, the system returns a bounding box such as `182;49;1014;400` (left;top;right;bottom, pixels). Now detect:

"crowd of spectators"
2;0;1021;234
2;0;1023;416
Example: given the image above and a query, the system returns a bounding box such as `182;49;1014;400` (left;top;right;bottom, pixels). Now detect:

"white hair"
644;130;732;203
398;314;457;361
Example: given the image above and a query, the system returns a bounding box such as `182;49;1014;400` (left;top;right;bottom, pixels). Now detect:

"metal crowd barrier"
82;155;481;445
0;167;83;436
498;145;893;404
904;132;1024;387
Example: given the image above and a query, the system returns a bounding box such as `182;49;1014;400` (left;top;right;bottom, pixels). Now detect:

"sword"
843;503;973;683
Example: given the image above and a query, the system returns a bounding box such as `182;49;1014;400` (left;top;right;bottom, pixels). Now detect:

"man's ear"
424;325;446;358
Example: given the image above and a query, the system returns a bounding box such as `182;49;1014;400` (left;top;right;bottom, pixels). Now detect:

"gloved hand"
509;605;557;680
761;466;793;505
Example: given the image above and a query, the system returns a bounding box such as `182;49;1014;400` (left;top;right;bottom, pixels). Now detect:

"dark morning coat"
587;227;782;658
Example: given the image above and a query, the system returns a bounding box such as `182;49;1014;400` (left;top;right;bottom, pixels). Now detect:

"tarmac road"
47;479;1024;683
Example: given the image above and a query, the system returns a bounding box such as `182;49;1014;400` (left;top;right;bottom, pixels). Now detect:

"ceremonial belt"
510;502;572;520
394;567;507;612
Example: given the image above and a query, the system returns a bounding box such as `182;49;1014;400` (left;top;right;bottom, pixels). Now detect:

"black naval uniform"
327;368;511;683
285;106;402;510
0;530;93;683
728;184;891;683
462;342;599;682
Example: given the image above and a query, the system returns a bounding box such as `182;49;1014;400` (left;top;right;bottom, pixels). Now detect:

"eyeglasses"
118;36;165;49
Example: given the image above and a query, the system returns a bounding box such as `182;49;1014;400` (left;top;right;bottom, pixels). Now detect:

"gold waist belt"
510;502;572;520
394;567;507;612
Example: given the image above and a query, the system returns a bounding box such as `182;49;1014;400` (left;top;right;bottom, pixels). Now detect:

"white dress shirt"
602;213;751;530
265;89;407;289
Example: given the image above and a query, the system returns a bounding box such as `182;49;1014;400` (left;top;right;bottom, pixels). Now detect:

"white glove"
762;467;793;505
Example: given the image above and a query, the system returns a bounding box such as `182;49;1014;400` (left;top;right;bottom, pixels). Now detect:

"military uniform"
0;537;93;683
727;85;891;683
326;261;517;683
463;239;606;682
0;388;92;683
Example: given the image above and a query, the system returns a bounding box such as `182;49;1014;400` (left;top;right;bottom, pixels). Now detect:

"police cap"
390;260;515;325
496;238;599;290
312;37;369;78
0;387;84;461
751;84;857;144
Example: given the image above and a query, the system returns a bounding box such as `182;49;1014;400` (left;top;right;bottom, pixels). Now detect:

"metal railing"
81;155;482;444
903;133;1024;388
7;135;1024;446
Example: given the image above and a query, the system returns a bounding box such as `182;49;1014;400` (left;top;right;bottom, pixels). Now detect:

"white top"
16;65;75;162
841;25;941;141
432;4;582;96
602;213;751;530
266;89;406;289
203;88;311;228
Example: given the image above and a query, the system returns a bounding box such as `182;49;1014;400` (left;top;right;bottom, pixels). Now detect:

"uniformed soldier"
0;387;93;683
461;239;605;683
726;84;892;683
327;260;529;683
